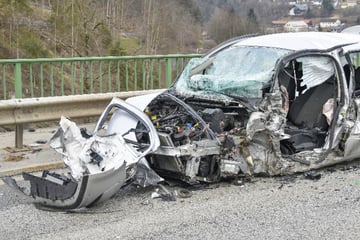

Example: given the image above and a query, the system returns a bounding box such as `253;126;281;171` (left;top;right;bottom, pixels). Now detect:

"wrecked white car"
115;32;360;183
6;32;360;209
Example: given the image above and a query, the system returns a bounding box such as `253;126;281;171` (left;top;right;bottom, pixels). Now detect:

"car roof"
234;32;360;51
341;25;360;34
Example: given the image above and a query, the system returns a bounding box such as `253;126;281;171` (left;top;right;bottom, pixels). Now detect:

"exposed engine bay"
140;92;255;184
134;93;260;184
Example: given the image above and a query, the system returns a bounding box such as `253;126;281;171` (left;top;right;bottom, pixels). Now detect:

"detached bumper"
4;162;126;210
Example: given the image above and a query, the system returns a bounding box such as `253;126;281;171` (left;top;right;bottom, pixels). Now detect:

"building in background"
284;20;309;32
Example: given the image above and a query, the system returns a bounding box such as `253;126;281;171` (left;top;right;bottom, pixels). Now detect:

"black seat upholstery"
355;67;360;91
343;64;351;86
287;78;334;130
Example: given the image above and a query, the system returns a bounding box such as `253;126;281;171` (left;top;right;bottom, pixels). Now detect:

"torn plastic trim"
27;163;125;210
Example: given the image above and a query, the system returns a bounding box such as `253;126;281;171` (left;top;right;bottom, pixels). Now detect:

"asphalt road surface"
1;160;360;240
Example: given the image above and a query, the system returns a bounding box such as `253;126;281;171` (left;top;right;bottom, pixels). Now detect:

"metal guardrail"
0;89;165;148
0;53;203;148
0;54;201;100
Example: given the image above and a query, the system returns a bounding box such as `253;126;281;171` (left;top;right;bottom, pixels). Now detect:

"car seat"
287;77;335;130
355;67;360;91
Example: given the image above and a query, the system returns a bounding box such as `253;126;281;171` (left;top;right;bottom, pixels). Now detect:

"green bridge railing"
0;54;202;100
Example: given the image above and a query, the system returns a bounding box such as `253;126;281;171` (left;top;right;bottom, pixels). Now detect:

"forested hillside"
0;0;288;58
1;0;360;59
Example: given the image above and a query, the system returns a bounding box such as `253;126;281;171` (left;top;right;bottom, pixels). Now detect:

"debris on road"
176;189;192;198
304;171;322;180
35;140;47;144
28;128;36;132
5;154;26;162
151;184;176;201
4;146;33;153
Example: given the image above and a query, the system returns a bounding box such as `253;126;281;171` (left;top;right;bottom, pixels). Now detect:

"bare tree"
49;0;112;57
207;7;246;43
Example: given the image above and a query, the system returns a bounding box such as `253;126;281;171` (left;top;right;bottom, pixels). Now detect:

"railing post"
15;125;24;148
166;58;172;87
14;63;22;98
14;62;23;148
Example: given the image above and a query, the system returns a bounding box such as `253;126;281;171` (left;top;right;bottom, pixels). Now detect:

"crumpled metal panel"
4;98;161;209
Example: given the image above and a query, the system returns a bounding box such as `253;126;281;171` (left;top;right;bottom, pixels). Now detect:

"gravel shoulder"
0;161;360;240
1;124;360;240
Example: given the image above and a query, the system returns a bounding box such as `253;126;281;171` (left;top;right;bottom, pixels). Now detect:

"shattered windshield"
174;46;291;99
